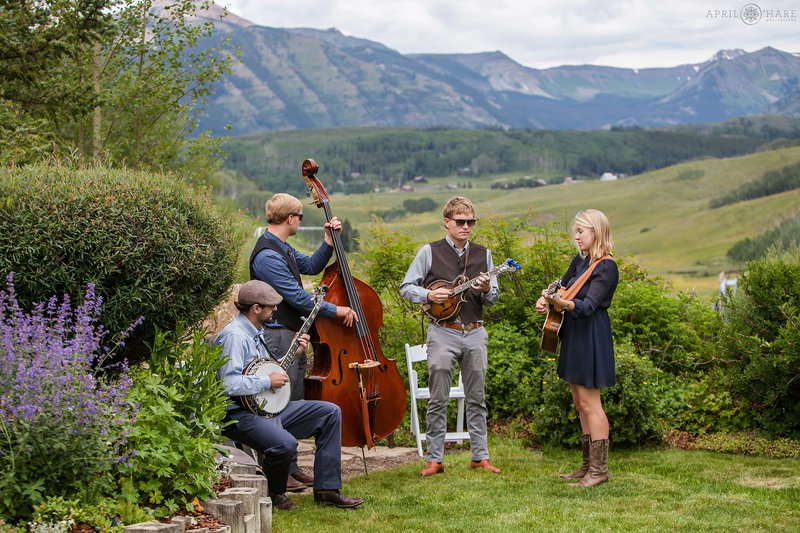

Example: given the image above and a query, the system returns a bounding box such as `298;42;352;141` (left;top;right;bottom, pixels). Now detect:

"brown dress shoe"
314;490;364;508
286;475;307;493
290;469;314;485
420;461;445;476
470;459;501;474
270;493;298;510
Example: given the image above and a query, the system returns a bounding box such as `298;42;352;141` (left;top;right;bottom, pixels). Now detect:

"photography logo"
740;3;762;24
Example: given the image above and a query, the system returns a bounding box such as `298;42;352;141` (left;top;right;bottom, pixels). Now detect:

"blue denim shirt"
214;313;274;399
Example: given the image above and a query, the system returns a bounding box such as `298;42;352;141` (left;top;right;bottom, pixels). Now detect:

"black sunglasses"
451;218;476;227
291;213;304;221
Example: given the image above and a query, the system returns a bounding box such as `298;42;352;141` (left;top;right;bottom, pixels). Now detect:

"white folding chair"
405;343;469;458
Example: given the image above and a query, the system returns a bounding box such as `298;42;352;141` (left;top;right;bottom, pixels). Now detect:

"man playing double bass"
250;193;358;490
399;196;502;477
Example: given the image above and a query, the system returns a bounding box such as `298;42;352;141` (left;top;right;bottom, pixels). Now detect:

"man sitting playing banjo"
214;280;364;510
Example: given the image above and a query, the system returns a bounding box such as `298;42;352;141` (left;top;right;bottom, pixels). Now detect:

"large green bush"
610;266;721;374
0;162;247;364
714;246;800;437
530;339;683;447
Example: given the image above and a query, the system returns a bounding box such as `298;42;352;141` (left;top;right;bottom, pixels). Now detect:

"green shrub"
714;246;800;437
530;340;680;447
403;197;437;214
0;162;248;365
116;324;230;514
485;320;542;418
672;371;749;435
611;263;720;374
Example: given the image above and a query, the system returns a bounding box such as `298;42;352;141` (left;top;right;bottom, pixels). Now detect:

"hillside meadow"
292;145;800;296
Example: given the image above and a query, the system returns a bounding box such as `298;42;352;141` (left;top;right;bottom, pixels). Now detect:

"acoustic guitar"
540;278;564;354
424;258;521;324
540;254;613;354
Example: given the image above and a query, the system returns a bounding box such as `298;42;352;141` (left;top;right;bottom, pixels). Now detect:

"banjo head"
240;358;292;417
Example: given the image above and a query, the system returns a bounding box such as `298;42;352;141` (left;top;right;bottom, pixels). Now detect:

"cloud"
222;0;799;68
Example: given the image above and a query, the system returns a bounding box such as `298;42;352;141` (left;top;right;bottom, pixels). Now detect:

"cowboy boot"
569;438;609;487
559;434;591;479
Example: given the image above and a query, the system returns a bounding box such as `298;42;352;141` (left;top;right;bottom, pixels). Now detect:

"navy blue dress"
556;255;619;389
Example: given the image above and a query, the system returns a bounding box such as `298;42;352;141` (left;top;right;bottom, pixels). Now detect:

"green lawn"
274;437;800;532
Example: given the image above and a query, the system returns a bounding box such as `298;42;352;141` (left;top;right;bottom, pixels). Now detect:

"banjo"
238;286;327;417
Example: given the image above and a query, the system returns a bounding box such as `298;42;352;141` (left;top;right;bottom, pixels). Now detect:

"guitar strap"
560;254;612;300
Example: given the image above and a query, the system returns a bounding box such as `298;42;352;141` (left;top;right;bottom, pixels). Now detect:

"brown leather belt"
431;321;483;332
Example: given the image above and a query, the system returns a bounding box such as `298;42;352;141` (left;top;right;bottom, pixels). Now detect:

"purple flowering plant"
0;273;140;520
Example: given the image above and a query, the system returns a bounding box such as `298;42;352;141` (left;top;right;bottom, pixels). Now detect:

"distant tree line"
710;161;800;208
222;127;766;195
727;214;800;263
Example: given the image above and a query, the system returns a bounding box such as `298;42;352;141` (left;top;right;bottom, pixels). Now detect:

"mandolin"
424;258;521;324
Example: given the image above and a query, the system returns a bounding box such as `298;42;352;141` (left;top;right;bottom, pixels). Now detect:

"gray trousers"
425;323;490;463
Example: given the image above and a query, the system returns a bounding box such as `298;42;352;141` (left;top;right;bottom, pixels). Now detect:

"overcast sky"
221;0;799;69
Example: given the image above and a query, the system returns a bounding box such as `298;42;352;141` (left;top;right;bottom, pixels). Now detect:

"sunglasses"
291;213;304;221
451;218;476;227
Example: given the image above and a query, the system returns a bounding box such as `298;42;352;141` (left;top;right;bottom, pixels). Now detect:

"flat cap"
236;280;283;307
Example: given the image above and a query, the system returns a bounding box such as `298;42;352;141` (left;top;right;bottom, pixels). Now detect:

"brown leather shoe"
270;493;298;510
286;475;307;493
314;490;364;508
290;468;314;485
470;459;501;474
420;461;445;476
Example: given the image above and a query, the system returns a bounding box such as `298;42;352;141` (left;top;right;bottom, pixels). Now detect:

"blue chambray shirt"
214;313;274;406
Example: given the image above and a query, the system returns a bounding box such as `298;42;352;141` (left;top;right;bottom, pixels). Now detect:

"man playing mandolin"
399;196;502;476
215;280;364;510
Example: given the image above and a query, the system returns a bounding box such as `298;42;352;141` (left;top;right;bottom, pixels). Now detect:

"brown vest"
423;239;489;324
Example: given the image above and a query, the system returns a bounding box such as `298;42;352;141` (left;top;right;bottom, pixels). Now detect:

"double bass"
301;159;407;449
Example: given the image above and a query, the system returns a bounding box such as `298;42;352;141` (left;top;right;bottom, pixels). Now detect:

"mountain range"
194;4;800;136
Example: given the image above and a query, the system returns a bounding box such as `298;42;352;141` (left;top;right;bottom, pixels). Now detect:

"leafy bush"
0;162;248;365
485;321;542;418
610;267;721;374
0;276;134;520
671;371;749;435
403;197;437;213
529;340;681;447
116;324;230;514
713;246;800;437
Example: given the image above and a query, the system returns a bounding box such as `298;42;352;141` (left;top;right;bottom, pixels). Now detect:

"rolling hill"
294;145;800;297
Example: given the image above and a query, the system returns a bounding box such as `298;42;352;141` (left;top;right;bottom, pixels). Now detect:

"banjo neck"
275;285;327;371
